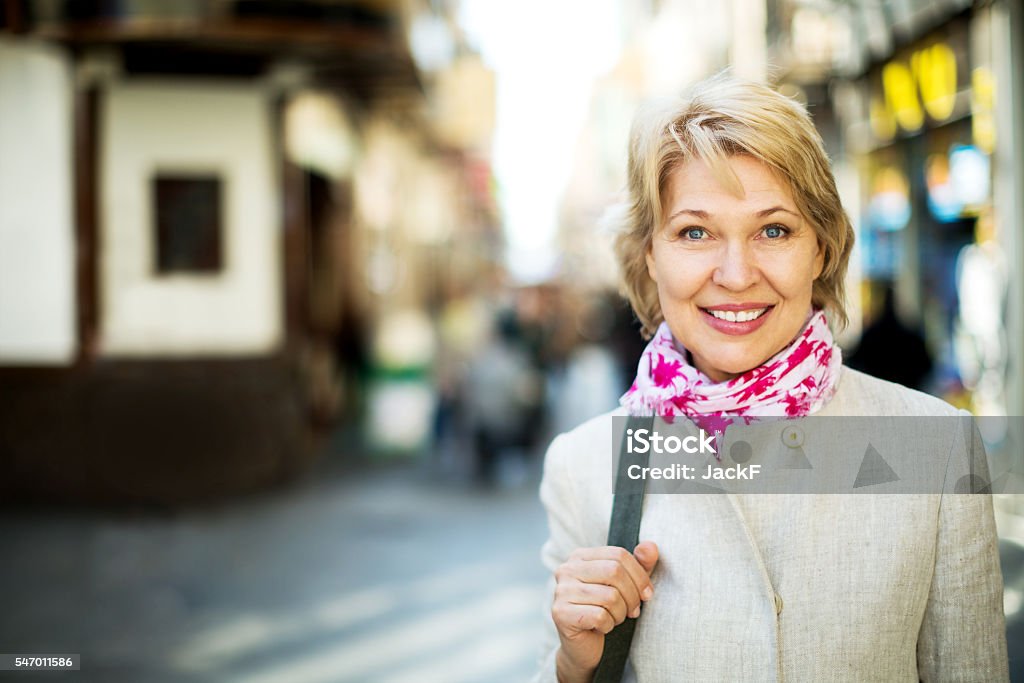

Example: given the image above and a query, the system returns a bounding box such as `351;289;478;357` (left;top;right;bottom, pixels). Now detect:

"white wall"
100;82;282;356
0;38;76;365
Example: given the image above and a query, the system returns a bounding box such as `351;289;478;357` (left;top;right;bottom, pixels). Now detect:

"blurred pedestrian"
847;283;933;390
465;311;543;486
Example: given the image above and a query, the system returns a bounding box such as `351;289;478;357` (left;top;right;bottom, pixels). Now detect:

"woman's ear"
645;247;658;283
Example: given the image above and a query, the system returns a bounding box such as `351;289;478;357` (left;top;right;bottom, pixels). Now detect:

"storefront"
842;8;1009;412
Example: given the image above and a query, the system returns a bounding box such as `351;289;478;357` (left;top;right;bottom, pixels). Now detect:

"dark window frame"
151;172;225;275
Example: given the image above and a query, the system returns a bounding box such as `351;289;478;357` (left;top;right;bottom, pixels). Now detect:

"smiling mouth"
701;307;772;323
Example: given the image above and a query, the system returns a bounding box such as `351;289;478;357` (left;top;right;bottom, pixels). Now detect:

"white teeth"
707;308;767;323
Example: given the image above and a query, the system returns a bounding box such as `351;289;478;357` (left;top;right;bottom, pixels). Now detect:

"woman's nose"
711;243;759;290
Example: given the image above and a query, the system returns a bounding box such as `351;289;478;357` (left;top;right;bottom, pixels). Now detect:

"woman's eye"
762;224;788;239
681;227;706;240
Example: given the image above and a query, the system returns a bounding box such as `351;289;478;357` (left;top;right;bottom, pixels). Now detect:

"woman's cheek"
658;271;692;300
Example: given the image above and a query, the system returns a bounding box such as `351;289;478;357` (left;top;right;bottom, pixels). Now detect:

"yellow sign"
871;41;959;140
912;43;957;121
883;61;924;132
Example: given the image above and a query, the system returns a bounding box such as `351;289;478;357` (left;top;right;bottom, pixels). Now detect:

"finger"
567;546;654;602
557;580;630;624
552;601;617;636
559;557;642;609
633;541;660;575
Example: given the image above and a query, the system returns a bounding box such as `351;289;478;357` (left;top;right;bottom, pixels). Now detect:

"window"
153;174;223;274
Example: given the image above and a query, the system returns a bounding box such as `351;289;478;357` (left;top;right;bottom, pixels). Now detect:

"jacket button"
774;593;784;615
781;426;804;448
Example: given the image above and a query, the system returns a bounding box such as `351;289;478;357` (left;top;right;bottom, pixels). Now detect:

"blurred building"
0;0;499;503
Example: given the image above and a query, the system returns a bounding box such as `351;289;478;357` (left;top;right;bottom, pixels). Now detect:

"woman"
534;75;1008;682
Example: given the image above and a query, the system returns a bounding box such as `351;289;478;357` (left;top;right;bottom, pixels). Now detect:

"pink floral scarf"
621;309;841;456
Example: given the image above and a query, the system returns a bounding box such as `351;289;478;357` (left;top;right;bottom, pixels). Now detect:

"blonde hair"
615;74;855;338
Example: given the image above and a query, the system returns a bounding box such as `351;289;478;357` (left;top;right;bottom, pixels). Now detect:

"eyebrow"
668;206;799;222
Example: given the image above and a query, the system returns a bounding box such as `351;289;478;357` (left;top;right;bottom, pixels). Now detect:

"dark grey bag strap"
592;415;654;683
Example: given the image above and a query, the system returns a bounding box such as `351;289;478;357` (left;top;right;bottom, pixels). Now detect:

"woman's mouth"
700;305;774;334
706;307;768;322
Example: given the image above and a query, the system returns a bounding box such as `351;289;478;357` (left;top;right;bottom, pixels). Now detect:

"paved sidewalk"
0;457;552;683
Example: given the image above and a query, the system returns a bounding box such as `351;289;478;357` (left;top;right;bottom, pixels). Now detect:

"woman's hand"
551;541;659;683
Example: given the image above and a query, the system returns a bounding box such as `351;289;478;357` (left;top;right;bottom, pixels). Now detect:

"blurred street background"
1;0;1023;680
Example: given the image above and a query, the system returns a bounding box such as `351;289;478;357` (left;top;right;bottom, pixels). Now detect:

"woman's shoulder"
559;406;628;441
544;407;626;472
827;365;961;417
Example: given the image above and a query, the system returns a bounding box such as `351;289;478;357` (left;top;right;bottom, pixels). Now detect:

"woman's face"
646;154;824;383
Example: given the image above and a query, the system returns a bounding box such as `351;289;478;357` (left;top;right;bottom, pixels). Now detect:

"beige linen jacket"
532;367;1008;682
